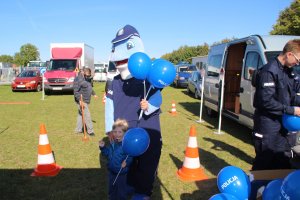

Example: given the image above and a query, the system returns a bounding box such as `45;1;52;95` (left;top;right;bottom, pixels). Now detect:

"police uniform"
252;57;299;170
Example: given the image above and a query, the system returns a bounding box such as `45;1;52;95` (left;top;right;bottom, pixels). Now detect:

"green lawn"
0;82;254;199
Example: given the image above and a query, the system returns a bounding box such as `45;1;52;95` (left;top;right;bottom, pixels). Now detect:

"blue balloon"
122;128;150;157
128;52;151;80
217;166;251;200
147;59;176;88
209;193;239;200
262;179;283;200
282;114;300;131
280;170;300;200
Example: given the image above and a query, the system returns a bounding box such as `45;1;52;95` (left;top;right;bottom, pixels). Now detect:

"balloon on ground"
262;179;283;200
217;166;251;200
280;170;300;200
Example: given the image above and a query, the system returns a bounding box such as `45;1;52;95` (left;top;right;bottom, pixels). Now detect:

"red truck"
44;43;94;94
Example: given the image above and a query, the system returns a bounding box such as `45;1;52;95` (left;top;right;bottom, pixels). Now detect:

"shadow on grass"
169;148;230;199
0;168;107;200
0;126;9;134
1;159;164;200
203;137;253;165
178;101;253;146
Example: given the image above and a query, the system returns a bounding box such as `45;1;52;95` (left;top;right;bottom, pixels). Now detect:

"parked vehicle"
11;69;42;92
105;61;119;92
204;35;300;128
173;64;197;88
187;70;202;99
43;43;94;94
192;55;208;71
28;61;46;68
93;62;108;82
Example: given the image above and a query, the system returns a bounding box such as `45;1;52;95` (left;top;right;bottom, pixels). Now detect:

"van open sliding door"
223;42;247;119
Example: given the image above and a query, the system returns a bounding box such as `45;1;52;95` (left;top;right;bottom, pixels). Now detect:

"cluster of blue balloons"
209;166;251;200
122;128;150;157
128;52;176;88
282;114;300;131
263;170;300;200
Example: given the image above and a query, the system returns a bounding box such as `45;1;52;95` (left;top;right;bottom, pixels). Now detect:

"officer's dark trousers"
252;113;291;170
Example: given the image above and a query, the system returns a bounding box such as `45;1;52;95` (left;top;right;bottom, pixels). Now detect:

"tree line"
0;0;299;66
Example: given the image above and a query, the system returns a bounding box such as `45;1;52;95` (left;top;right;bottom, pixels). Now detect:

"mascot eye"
127;41;135;50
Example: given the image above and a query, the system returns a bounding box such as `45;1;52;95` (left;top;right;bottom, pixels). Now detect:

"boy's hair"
112;118;128;133
283;39;300;54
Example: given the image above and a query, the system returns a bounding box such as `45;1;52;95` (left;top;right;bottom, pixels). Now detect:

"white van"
204;35;300;129
94;62;108;82
105;61;119;92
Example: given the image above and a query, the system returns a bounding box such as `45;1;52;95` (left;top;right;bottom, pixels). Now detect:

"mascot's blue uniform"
105;25;162;198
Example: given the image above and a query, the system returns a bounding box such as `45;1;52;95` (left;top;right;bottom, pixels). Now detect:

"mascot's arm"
105;97;114;134
144;90;162;115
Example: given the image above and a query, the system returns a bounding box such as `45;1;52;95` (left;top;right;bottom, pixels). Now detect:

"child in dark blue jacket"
99;119;133;200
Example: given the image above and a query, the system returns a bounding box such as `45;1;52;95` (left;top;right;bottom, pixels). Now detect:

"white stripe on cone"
38;153;55;164
39;134;49;145
187;137;198;148
183;157;201;169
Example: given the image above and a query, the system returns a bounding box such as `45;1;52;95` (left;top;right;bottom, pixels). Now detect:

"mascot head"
110;25;144;80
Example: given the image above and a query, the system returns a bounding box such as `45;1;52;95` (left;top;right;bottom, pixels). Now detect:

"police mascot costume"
105;25;163;199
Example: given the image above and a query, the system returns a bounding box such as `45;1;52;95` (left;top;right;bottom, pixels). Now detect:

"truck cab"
43;43;94;95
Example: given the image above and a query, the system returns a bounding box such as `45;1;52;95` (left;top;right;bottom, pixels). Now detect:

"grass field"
0;82;254;199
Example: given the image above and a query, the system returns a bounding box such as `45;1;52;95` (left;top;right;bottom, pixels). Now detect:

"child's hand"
99;140;105;147
140;99;148;111
121;160;126;168
107;131;115;143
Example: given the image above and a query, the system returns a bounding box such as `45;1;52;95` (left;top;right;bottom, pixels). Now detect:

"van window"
244;52;263;80
207;55;222;77
265;51;280;62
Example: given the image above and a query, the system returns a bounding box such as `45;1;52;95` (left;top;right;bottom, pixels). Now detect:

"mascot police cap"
110;25;144;63
112;25;140;44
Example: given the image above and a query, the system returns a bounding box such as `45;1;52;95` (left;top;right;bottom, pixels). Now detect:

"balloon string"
143;80;146;98
138;86;153;121
112;155;128;186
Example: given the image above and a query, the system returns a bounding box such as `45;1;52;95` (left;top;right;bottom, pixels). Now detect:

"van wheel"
206;106;217;117
195;90;200;99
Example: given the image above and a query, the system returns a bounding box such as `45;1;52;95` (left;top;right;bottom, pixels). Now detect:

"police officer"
252;39;300;170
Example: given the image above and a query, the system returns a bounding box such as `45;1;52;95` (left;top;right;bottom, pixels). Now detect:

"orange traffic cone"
31;124;62;177
177;125;208;181
169;101;177;115
102;93;106;104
